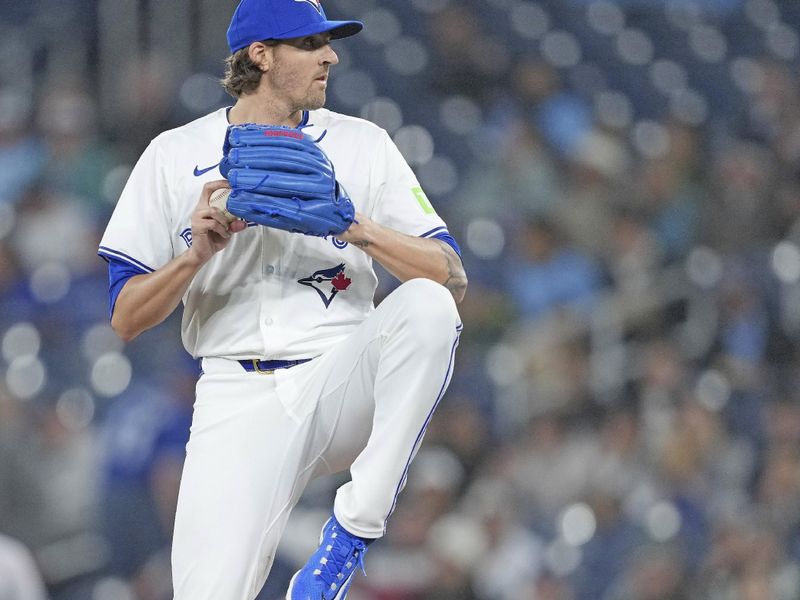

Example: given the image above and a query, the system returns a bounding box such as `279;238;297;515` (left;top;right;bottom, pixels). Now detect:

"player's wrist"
340;218;377;250
183;246;211;269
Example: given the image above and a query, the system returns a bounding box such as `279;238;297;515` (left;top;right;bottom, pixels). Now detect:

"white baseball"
209;188;237;222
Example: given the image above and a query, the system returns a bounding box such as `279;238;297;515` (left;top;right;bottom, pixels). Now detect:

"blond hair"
220;41;278;97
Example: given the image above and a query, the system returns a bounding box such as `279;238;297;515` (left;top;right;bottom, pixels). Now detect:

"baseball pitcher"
98;1;467;598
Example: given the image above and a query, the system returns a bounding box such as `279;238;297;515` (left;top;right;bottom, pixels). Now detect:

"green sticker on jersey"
412;186;435;215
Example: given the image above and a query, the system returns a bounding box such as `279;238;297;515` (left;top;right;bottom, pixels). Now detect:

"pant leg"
171;362;323;600
295;278;462;539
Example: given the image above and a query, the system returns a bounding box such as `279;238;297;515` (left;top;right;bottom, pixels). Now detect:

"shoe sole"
285;570;354;600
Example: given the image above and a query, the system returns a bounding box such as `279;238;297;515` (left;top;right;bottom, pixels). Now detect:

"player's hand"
188;180;247;265
336;212;371;248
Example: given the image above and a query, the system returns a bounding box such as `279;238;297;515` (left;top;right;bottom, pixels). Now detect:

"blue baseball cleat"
286;515;370;600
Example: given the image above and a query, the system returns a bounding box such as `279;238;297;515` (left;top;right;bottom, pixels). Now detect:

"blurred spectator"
428;402;492;478
0;388;45;545
426;5;507;103
588;407;653;501
459;120;561;222
533;572;574;600
354;501;439;598
739;60;800;167
36;82;119;213
0;244;37;326
718;267;769;365
507;413;598;529
605;544;689;600
10;184;99;276
504;216;603;322
604;208;662;294
424;513;486;600
709;140;778;251
97;375;193;597
0;533;48;600
571;490;645;600
464;477;544;600
110;54;181;153
512;59;593;159
0;87;45;205
9;401;103;600
642;123;704;258
756;444;800;535
701;517;800;599
554;131;629;258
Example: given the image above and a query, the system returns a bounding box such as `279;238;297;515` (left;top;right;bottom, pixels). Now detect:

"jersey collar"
224;107;309;129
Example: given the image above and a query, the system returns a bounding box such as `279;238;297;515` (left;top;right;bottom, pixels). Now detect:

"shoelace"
313;529;368;596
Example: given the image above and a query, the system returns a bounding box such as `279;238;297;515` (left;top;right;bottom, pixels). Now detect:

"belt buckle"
252;360;275;375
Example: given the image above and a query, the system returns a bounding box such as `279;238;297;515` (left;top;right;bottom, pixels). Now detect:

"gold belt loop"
252;360;275;375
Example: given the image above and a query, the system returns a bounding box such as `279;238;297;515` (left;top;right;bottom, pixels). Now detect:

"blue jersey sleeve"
102;255;148;318
430;231;462;259
418;226;462;259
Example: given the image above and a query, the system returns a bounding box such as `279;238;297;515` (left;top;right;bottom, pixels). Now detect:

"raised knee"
394;278;460;335
399;278;457;312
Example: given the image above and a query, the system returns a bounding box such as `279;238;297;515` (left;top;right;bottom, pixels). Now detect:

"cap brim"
328;21;363;40
272;19;363;41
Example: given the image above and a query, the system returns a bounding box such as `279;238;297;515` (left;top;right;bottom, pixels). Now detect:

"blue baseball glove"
219;124;355;237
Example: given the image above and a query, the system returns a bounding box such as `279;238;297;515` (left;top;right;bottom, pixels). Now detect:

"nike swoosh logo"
193;162;220;177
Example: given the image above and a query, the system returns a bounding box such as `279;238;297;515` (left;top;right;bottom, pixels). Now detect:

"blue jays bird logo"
298;263;351;308
293;0;322;14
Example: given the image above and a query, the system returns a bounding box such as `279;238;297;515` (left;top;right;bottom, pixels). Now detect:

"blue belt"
239;358;312;374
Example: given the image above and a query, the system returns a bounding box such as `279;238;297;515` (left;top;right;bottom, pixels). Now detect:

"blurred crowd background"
2;0;800;598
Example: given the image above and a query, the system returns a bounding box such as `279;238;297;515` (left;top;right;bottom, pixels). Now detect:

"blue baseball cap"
227;0;364;53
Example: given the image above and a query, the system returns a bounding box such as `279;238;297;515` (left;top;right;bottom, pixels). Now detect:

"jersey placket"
257;228;284;356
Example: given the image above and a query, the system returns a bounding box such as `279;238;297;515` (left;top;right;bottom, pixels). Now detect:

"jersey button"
264;317;273;326
264;265;275;275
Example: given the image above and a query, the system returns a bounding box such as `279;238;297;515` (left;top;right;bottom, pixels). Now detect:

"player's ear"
248;41;274;72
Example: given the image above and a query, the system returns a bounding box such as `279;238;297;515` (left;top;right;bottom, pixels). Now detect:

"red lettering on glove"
263;130;304;139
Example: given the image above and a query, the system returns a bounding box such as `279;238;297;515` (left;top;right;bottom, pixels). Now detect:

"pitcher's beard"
303;90;326;111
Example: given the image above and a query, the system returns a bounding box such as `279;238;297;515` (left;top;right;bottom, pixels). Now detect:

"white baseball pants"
171;278;462;600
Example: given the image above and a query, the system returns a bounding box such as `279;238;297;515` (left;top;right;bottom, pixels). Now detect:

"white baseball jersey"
98;107;453;360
